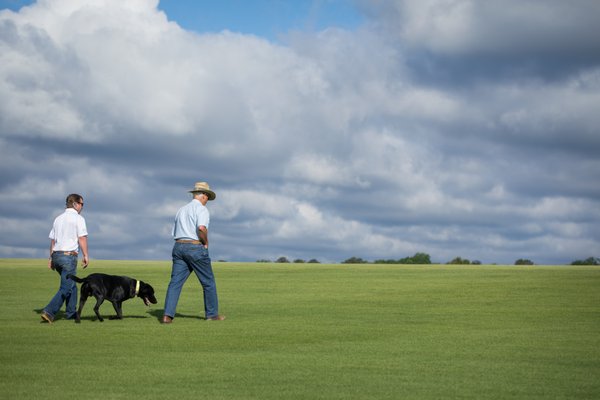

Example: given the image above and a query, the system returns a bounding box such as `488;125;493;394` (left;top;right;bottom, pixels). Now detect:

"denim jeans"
44;253;78;319
164;242;219;319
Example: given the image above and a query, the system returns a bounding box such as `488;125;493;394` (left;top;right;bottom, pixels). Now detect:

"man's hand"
48;258;53;269
198;226;209;249
78;236;89;269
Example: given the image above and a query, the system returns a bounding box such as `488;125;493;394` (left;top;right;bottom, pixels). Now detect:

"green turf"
0;259;598;399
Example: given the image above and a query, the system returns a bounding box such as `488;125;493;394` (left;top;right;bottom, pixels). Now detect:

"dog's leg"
75;289;89;324
93;297;105;322
109;301;123;320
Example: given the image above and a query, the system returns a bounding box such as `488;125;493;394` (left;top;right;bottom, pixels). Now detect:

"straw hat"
188;182;216;200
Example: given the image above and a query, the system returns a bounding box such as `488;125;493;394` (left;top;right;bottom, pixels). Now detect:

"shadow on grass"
147;309;206;322
34;307;161;323
34;308;207;323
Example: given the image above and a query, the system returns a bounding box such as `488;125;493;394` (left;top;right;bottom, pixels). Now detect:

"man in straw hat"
162;182;225;323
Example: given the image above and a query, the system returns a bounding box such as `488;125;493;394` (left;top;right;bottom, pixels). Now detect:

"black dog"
67;273;157;322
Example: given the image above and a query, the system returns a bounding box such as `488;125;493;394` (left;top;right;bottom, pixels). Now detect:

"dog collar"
135;280;140;296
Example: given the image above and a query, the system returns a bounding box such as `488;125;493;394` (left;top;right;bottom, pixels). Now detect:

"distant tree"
256;259;271;263
447;257;470;265
374;259;396;264
374;253;432;264
515;259;534;265
342;256;368;264
405;252;431;264
471;260;482;265
293;259;305;263
307;259;320;264
276;256;290;263
571;257;600;265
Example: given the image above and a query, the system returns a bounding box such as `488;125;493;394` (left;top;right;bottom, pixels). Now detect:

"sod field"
0;259;598;399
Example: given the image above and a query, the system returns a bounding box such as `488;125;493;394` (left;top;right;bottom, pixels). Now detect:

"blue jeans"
164;242;219;319
44;253;78;319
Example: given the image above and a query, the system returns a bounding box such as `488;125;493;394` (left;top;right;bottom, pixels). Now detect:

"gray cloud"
363;0;600;57
1;0;599;264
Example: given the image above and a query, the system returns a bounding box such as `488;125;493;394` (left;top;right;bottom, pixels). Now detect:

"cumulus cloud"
0;0;599;264
364;0;600;57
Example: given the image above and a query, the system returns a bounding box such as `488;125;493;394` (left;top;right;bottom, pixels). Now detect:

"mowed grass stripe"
0;259;598;399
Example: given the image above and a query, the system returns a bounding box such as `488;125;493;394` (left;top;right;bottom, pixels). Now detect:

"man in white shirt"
41;194;89;323
162;182;225;323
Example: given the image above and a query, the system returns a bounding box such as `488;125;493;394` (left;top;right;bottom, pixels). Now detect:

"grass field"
0;259;598;399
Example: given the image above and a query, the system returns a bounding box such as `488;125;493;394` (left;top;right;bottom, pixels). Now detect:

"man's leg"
43;254;76;320
188;246;219;318
164;245;192;319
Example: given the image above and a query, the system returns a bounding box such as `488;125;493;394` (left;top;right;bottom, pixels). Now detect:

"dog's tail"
67;274;85;283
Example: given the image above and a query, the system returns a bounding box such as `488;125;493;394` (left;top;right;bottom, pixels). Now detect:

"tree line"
256;254;600;266
257;257;321;264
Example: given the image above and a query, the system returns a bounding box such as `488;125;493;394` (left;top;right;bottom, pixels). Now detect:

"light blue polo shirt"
172;199;210;240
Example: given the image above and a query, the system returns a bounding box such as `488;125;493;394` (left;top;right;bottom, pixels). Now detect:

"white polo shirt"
49;208;88;252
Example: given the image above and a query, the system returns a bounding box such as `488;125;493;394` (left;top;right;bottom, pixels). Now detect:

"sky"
0;0;599;264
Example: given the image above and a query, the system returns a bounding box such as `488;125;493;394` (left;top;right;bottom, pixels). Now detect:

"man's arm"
78;235;89;268
48;239;55;269
198;226;208;248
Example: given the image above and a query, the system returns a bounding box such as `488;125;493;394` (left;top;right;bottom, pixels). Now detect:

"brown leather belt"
176;239;202;244
53;251;78;256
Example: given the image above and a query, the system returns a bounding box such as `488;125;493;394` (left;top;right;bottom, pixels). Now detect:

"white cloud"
284;153;369;187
